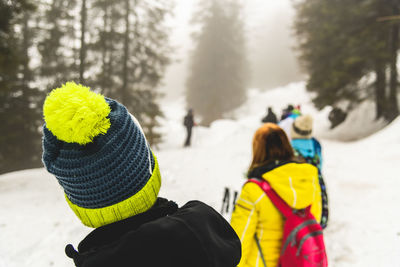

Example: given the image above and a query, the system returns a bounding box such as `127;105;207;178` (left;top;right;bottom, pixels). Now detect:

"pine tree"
186;0;248;126
90;0;172;146
120;0;171;145
91;0;123;96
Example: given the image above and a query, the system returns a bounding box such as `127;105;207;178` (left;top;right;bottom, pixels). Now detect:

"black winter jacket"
261;111;278;124
65;198;241;267
183;113;194;128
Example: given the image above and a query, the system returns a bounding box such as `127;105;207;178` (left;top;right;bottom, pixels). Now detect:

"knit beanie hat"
42;82;161;228
291;114;313;139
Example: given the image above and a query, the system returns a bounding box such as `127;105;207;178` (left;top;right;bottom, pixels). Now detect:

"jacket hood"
249;162;319;209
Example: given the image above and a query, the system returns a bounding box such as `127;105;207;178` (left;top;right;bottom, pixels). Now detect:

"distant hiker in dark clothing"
328;107;347;129
183;109;196;147
278;105;301;140
41;83;242;267
280;104;294;121
261;107;278;124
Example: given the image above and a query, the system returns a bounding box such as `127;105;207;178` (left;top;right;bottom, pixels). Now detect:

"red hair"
249;123;294;171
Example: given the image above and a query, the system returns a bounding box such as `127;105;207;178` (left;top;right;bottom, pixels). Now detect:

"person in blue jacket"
290;115;329;228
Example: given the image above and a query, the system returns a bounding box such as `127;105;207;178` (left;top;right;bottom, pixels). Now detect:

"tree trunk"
21;12;30;87
375;61;387;119
79;0;87;84
387;13;400;121
102;2;110;90
121;0;130;106
373;0;389;120
107;6;115;93
102;5;108;73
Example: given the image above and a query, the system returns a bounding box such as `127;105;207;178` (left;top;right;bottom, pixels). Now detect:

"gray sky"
160;0;303;100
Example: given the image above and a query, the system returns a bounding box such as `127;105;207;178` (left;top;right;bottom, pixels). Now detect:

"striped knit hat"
42;82;161;228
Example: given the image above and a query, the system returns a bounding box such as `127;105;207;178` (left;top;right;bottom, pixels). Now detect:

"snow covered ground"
1;82;399;267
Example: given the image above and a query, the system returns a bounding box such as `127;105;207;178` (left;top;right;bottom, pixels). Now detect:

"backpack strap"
247;178;293;218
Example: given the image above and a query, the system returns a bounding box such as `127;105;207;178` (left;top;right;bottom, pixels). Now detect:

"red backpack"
248;178;328;267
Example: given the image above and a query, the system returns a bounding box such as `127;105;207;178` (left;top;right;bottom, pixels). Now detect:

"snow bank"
317;101;388;142
357;116;400;146
0;169;88;267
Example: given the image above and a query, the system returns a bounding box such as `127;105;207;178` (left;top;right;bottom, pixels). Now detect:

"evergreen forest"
0;0;172;174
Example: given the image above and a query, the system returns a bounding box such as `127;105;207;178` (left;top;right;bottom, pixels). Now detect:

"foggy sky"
161;0;303;100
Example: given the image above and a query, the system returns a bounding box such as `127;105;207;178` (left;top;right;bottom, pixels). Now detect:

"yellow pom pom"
43;82;111;145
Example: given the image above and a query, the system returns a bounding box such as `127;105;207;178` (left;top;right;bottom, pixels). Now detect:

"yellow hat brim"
65;155;162;228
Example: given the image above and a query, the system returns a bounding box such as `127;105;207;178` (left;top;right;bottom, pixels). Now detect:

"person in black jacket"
183;108;196;147
280;104;294;121
41;82;241;267
261;107;278;124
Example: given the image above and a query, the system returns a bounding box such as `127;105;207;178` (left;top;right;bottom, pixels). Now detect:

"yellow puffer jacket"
230;162;322;267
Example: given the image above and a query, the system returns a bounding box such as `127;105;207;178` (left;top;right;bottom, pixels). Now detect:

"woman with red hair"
230;123;322;267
